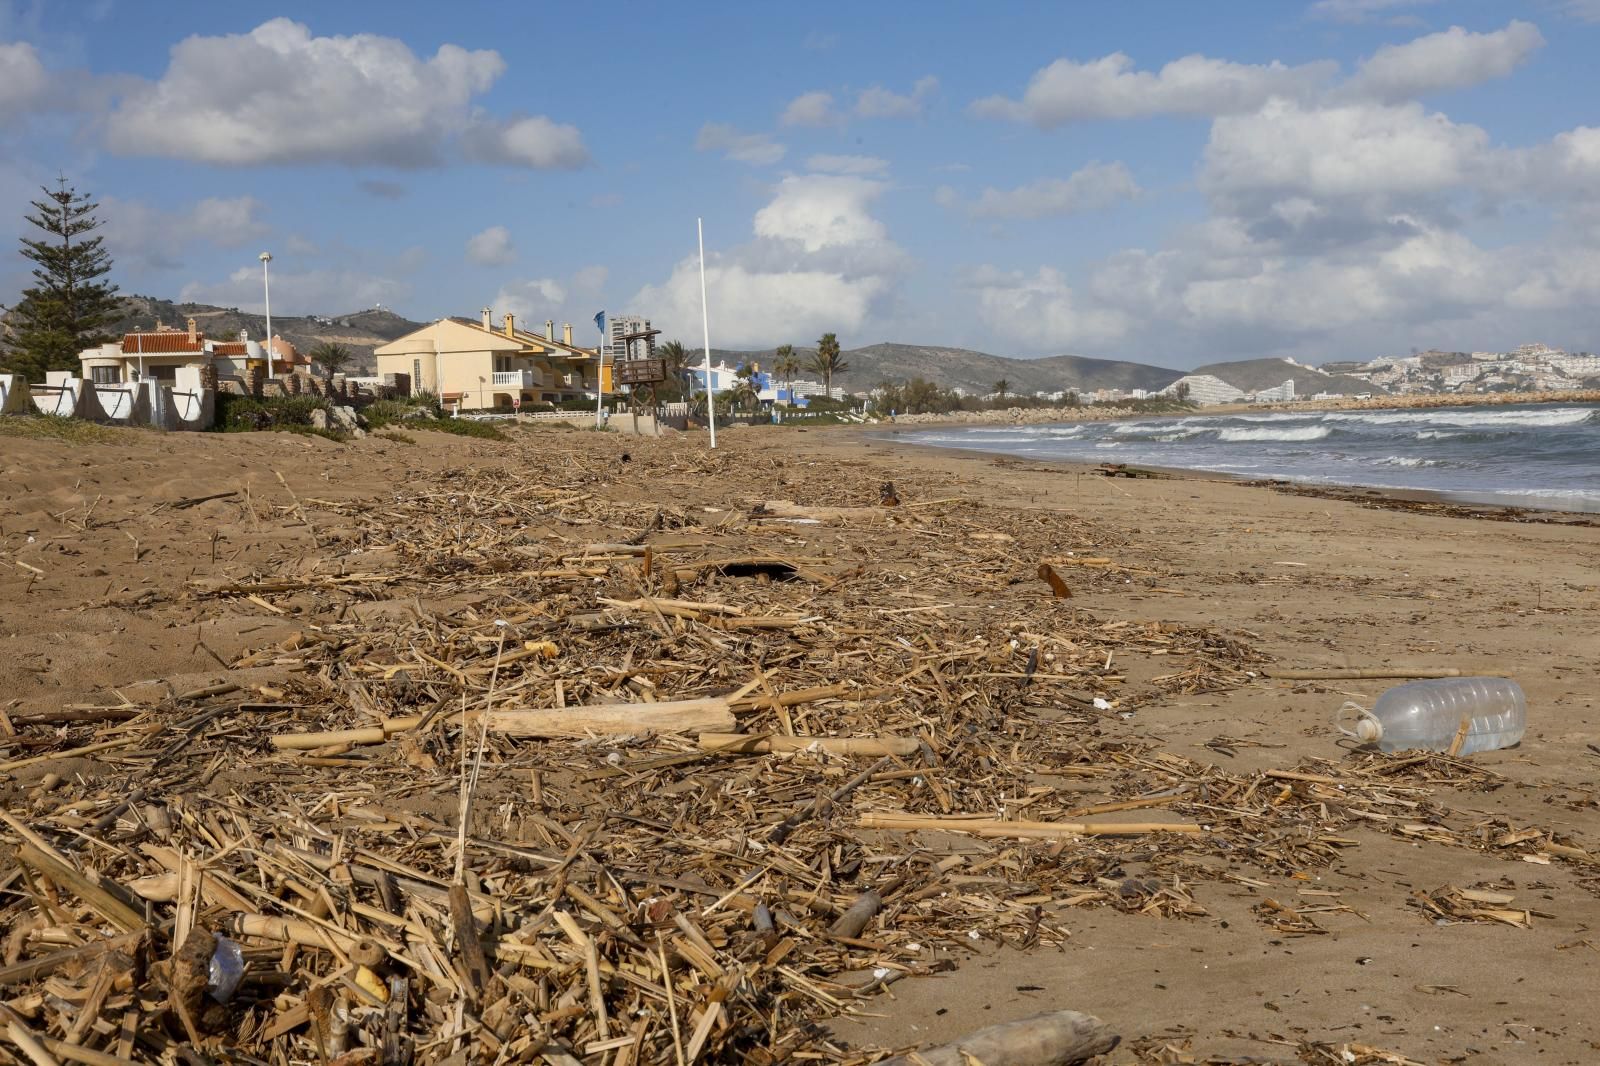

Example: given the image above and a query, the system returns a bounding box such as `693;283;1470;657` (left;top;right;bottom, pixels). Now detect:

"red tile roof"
211;341;249;355
122;332;204;354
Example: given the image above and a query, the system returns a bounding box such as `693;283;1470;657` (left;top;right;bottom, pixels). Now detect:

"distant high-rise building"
608;315;655;361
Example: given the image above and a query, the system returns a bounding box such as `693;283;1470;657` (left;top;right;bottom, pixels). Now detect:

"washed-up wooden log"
828;891;882;938
485;698;735;738
859;812;1206;839
1269;667;1487;680
697;733;919;757
877;1009;1119;1066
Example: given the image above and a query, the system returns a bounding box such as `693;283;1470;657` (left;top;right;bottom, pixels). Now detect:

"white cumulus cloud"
492;267;608;333
1340;21;1544;102
465;225;516;267
944;161;1140;219
969;265;1134;350
780;91;841;127
695;122;786;165
972;52;1334;126
103;19;585;168
102;195;271;271
0;40;48;122
806;154;889;175
855;76;938;118
181;266;409;315
1307;0;1439;23
462;115;590;169
754;174;889;252
634;174;907;348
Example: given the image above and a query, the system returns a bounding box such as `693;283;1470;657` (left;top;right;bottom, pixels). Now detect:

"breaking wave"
1218;426;1331;442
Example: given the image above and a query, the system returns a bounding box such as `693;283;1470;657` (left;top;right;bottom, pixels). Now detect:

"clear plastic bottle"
1339;677;1526;754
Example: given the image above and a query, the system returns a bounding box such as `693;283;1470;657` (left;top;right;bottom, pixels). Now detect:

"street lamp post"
259;251;274;380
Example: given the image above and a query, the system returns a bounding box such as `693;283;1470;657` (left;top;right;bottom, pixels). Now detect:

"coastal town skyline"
4;2;1600;367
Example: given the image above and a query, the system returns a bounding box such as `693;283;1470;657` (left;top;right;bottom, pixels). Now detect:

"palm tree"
773;344;799;402
810;332;848;400
992;378;1010;402
311;342;352;385
726;366;760;412
658;339;694;400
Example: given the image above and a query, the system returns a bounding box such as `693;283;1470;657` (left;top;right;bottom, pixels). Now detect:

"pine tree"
2;178;120;381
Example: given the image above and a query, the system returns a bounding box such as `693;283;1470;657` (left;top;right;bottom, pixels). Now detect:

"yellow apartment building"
374;311;608;411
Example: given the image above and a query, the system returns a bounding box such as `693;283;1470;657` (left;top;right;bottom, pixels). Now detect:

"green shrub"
214;393;342;438
421;417;504;440
0;414;120;444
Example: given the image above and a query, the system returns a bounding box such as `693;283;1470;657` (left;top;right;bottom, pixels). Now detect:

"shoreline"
878;386;1600;428
873;428;1600;523
858;398;1599;519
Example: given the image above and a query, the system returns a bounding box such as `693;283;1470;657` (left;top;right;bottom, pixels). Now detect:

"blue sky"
2;0;1599;368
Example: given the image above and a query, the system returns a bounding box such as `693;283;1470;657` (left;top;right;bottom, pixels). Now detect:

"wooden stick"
0;735;143;773
12;843;146;933
858;812;1206;839
485;698;734;738
876;1009;1119;1066
5;1021;61;1066
0;933;143;988
730;683;882;710
697;733;919;757
270;716;424;750
447;884;491;1008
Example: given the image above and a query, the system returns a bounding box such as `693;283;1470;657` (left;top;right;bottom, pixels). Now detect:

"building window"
149;365;178;381
413;359;422;394
90;366;122;384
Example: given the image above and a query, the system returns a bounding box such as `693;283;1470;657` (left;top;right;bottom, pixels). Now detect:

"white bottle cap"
1355;716;1382;744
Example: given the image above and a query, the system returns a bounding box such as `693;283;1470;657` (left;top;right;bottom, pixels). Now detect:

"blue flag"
593;311;605;336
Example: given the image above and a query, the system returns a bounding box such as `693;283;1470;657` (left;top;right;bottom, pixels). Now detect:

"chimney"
562;323;572;345
481;307;492;329
545;320;554;341
504;312;515;337
186;317;197;342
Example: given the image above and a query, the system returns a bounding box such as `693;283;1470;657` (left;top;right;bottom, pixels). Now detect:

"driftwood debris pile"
0;439;1588;1063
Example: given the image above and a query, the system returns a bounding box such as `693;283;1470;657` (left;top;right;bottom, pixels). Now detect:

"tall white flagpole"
595;314;605;430
698;217;717;450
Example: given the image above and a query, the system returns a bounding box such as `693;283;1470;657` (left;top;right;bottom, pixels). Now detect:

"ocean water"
897;403;1600;513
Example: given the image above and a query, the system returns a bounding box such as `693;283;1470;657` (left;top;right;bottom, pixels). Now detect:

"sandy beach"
1;419;1597;1064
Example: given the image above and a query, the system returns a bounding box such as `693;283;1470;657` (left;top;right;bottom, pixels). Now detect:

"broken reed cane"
858;812;1206;839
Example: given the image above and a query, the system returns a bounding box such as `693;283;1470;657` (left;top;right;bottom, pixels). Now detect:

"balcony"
492;370;537;388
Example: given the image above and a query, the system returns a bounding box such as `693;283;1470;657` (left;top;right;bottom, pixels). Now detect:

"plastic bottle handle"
1333;700;1382;744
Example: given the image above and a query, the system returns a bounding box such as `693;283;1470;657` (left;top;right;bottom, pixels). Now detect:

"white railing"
492;370;536;388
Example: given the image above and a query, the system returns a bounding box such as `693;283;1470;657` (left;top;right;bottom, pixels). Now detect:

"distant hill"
105;296;424;370
705;341;1184;396
1190;357;1374;396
